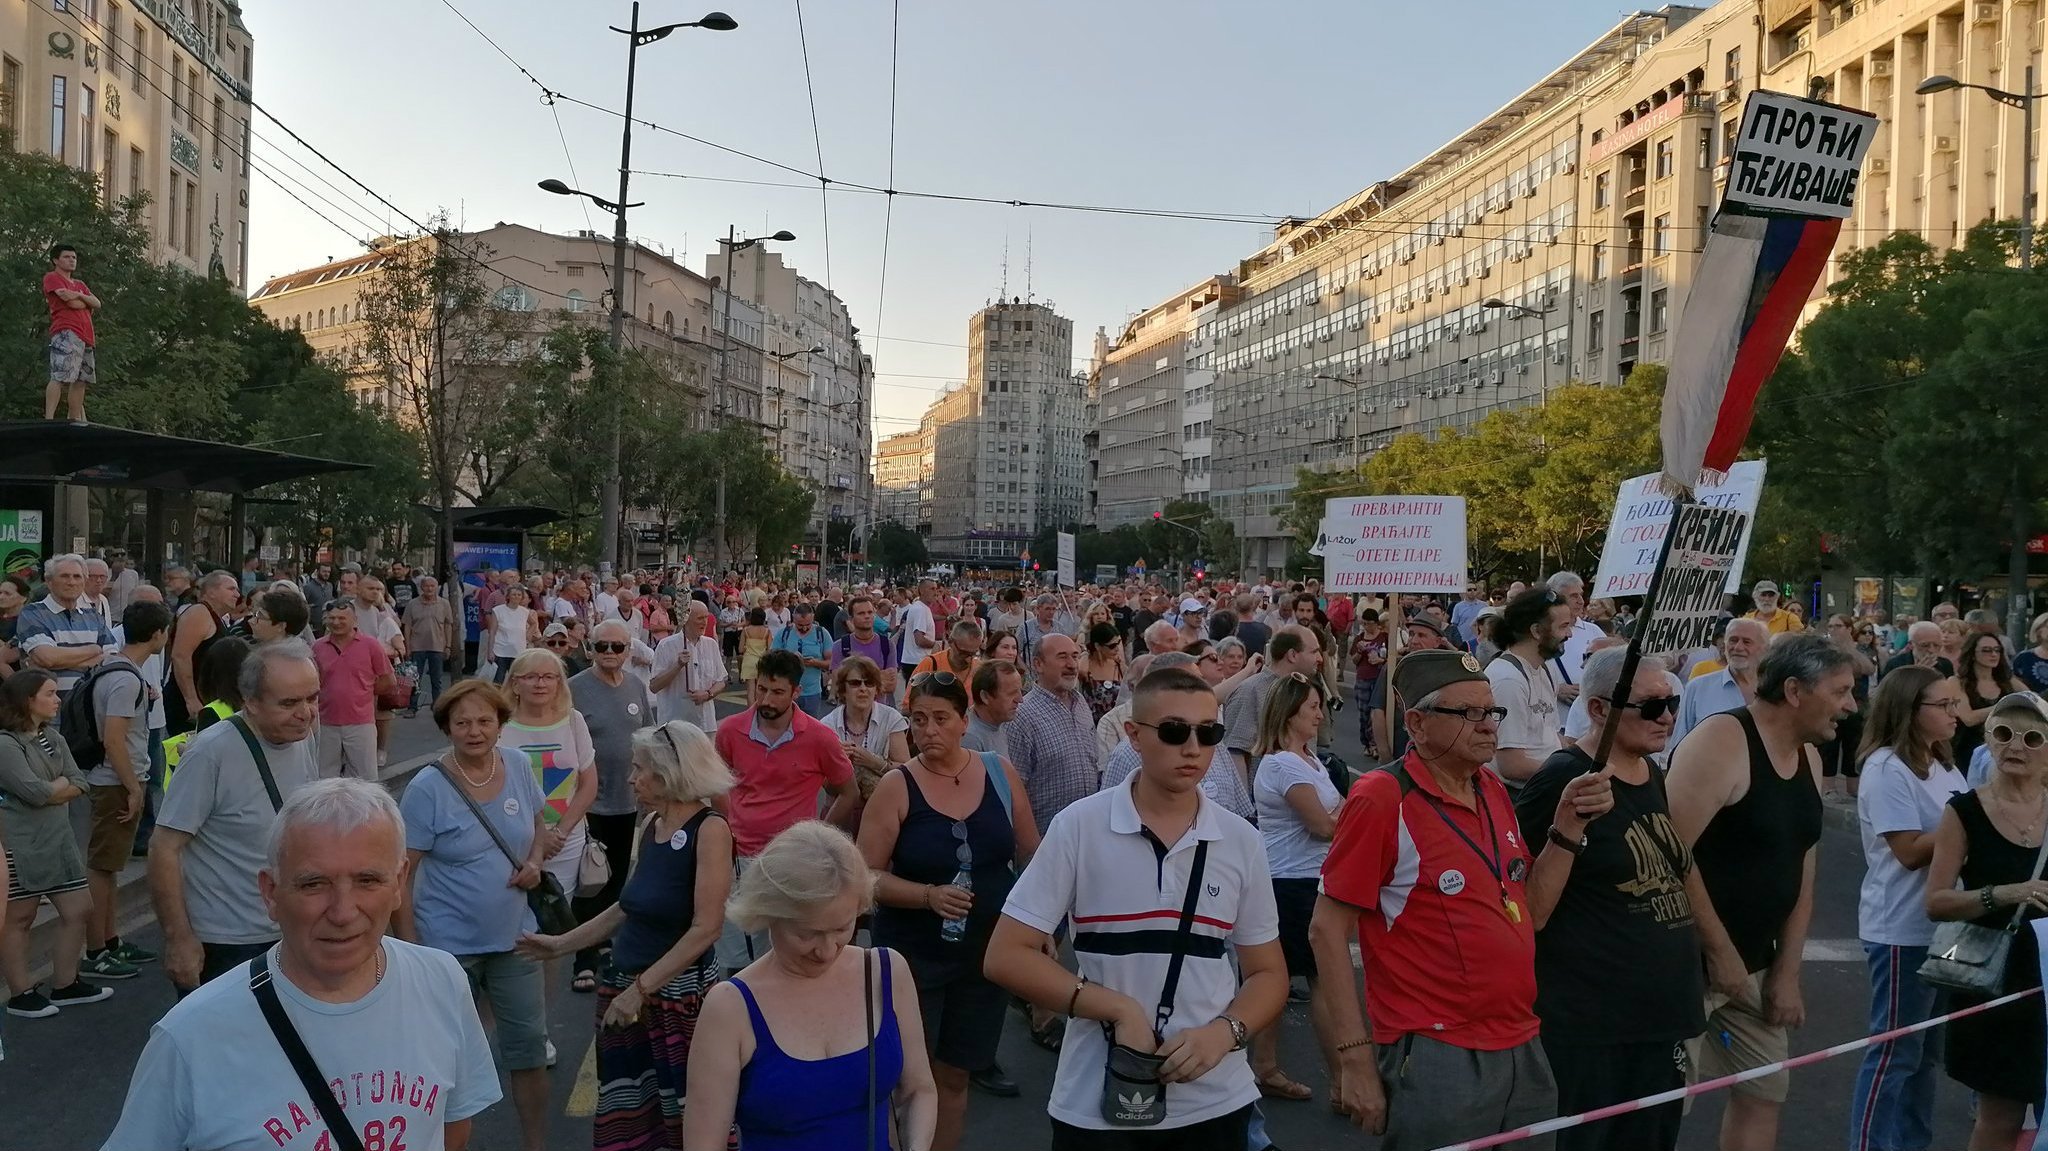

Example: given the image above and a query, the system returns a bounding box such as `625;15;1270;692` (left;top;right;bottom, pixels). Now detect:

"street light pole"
1919;69;2039;644
710;224;797;577
1311;373;1367;476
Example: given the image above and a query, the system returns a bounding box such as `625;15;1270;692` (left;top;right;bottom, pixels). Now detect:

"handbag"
378;661;419;711
576;834;611;899
1920;822;2048;995
250;951;367;1151
1099;840;1209;1128
431;762;578;936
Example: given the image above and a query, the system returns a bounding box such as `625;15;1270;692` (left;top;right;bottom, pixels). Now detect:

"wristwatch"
1220;1013;1248;1051
1547;825;1587;856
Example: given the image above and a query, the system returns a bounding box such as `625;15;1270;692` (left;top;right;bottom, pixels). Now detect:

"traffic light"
1152;511;1161;520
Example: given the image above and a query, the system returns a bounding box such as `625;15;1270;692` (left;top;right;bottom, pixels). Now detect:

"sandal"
1028;1017;1065;1053
1257;1071;1313;1102
571;969;598;994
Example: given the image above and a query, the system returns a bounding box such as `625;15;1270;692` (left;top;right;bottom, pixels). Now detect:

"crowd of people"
1;547;2043;1150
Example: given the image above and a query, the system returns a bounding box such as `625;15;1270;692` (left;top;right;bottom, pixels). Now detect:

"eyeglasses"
1618;695;1683;721
911;671;959;688
843;678;875;689
1427;705;1509;723
1989;724;2048;750
1133;718;1228;747
590;641;629;654
1918;698;1962;715
512;672;558;683
545;639;573;649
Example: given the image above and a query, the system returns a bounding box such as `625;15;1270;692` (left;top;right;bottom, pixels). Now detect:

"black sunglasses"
1619;694;1683;722
545;637;573;647
590;641;629;654
1133;719;1228;747
1428;705;1509;723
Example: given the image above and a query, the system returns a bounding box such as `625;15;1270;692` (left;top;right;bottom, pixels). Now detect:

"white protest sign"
1593;459;1766;599
1639;504;1752;656
1320;496;1467;594
1056;531;1075;589
1724;91;1878;220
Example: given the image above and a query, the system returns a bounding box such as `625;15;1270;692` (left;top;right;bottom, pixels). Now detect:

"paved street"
0;690;1989;1150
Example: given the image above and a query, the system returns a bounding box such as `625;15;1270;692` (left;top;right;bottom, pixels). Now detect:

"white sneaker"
545;1038;558;1067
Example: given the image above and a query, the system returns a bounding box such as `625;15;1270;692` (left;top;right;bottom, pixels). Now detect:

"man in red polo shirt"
712;648;855;968
43;243;101;422
311;597;394;781
1309;649;1610;1150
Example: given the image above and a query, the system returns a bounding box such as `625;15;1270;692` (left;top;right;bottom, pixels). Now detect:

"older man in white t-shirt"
649;601;725;730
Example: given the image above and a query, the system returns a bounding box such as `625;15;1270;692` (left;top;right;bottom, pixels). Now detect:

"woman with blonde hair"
500;648;599;924
2015;612;2048;695
521;721;736;1150
685;821;936;1151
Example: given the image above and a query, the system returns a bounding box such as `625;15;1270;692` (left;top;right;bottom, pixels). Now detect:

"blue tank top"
731;948;903;1151
611;808;719;974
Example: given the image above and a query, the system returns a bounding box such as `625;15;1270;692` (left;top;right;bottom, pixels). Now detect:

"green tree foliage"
1280;369;1663;579
867;521;929;574
1751;224;2048;578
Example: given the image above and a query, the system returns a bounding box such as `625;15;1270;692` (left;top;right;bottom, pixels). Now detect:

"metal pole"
2010;65;2036;648
1587;500;1692;771
597;1;639;579
713;224;736;577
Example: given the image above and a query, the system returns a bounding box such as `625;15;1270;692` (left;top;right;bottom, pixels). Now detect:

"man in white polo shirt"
987;664;1287;1150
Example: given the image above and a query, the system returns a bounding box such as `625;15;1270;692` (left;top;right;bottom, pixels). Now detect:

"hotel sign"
1587;98;1685;166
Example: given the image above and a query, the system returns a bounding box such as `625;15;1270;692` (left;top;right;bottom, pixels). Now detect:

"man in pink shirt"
43;244;100;422
311;597;393;781
712;648;855;968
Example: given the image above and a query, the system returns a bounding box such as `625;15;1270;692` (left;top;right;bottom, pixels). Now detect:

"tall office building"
873;428;923;528
924;299;1085;565
1090;275;1238;528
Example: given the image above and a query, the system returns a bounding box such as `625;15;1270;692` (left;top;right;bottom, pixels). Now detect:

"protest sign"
1593;460;1766;598
1056;532;1075;589
1637;503;1752;656
1319;496;1467;594
1724;91;1879;220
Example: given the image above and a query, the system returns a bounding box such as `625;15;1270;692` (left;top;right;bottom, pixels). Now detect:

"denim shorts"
459;950;549;1070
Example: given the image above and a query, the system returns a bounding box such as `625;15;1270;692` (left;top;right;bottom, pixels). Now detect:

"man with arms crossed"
106;779;501;1150
1665;633;1849;1151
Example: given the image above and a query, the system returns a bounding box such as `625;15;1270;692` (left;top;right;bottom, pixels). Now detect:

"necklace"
452;753;499;789
373;945;386;987
922;751;970;786
1993;786;2048;848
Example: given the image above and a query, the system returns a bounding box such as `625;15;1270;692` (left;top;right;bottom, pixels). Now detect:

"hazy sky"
241;0;1648;441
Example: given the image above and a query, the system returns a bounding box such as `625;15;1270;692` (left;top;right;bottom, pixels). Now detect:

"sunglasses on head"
911;671;959;688
1617;694;1682;721
1133;718;1228;747
590;641;629;654
1990;723;2048;750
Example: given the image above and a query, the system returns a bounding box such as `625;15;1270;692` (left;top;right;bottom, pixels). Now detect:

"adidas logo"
1115;1088;1157;1119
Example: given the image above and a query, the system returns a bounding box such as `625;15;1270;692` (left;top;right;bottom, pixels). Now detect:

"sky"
240;0;1651;445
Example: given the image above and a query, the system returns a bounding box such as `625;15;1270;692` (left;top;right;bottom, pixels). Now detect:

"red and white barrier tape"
1429;986;2043;1151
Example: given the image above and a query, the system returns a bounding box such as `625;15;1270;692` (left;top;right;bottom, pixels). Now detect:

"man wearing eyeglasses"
1486;588;1574;789
1311;649;1563;1148
1515;647;1699;1151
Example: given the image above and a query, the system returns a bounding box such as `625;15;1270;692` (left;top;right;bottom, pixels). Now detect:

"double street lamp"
540;5;737;575
1917;69;2042;644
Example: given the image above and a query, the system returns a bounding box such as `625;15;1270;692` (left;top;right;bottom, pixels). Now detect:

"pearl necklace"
452;754;499;789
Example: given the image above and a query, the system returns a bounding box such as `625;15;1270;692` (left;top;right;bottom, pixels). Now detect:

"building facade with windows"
922;299;1085;565
873;428;922;528
1090;275;1237;528
3;0;255;289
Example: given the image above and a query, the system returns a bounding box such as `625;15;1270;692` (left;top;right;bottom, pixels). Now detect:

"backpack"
61;661;146;770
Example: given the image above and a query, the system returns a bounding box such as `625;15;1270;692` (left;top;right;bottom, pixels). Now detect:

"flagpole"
1588;500;1692;772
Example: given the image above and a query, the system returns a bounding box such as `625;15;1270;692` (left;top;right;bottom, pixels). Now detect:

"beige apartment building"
873;428;922;528
1090;275;1237;529
3;0;255;289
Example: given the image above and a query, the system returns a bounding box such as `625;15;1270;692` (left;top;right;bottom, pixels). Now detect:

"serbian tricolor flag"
1661;90;1876;493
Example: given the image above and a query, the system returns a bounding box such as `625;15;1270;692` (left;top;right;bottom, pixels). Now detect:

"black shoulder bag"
249;950;366;1151
430;762;578;936
1099;840;1209;1128
228;714;285;812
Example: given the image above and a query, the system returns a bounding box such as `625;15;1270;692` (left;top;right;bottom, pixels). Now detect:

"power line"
871;0;902;351
791;0;833;293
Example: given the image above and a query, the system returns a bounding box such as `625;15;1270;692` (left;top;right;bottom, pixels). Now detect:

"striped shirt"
17;595;114;696
1007;684;1100;834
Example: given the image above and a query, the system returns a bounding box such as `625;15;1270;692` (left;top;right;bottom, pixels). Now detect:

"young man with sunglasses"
1486;588;1573;789
1312;649;1577;1149
987;665;1287;1150
1514;647;1700;1151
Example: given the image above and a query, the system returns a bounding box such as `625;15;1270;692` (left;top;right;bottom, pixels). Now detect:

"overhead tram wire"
870;0;902;362
792;0;835;292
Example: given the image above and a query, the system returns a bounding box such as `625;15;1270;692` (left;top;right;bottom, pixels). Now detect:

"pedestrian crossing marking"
566;1039;598;1117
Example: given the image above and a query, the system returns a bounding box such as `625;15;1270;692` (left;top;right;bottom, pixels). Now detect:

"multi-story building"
923;299;1086;565
873;428;923;528
1091;276;1238;528
3;0;256;290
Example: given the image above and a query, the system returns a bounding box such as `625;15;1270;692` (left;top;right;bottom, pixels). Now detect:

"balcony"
1623;184;1647;210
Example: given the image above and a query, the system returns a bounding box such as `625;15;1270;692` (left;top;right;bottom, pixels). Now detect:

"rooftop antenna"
1026;226;1034;306
999;234;1009;305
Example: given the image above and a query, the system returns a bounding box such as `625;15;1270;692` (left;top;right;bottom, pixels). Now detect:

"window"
1722;118;1738;162
166;176;180;251
663;310;674;334
171;54;184;123
1697;127;1713;170
185;68;198;129
101;128;116;200
128;145;142;203
106;4;122;76
1725;47;1742;84
183;178;196;254
1589;311;1605;353
565;289;585;313
0;56;18;144
50;76;67;161
1696;205;1711;238
565;264;583;277
1594;171;1610;209
1650;289;1669;333
80;84;95;173
1654;138;1675;180
1591;242;1608;280
211;96;223;162
131;22;147;91
1653;213;1671;254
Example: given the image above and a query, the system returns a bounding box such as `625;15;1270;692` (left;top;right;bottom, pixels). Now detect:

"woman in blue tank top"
682;821;937;1151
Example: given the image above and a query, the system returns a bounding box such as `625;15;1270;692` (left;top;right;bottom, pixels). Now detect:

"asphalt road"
0;687;1992;1150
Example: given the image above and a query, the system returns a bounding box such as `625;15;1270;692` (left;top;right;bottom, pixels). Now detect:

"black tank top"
1692;707;1823;973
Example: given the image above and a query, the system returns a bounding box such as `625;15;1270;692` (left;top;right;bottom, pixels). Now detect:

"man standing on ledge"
43;244;100;423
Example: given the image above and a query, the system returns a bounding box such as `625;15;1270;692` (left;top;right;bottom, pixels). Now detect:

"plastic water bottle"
939;866;974;943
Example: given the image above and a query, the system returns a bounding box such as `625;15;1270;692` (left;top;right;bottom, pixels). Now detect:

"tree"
352;220;531;574
868;521;928;574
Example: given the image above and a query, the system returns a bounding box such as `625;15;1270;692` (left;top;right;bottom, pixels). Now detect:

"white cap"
1179;597;1206;613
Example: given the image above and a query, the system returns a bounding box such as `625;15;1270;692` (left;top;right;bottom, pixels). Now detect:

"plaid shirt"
1008;683;1100;834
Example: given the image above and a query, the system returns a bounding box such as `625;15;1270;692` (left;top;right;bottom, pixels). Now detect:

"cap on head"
1752;580;1778;596
1405;616;1447;640
1393;648;1487;703
1179;597;1205;614
1989;691;2048;727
